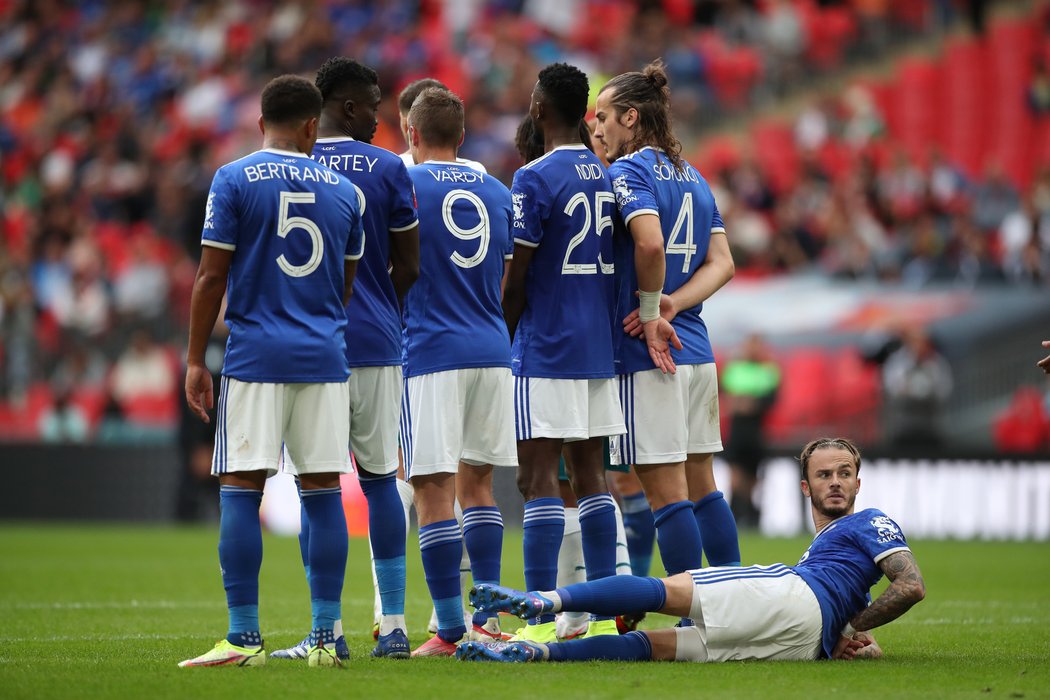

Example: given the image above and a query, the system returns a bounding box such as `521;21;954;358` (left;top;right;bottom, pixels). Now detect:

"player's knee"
672;625;708;662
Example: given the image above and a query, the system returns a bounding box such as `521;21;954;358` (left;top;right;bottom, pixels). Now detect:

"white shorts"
514;376;626;441
610;364;722;466
401;367;517;478
348;365;402;475
212;377;351;478
674;565;823;662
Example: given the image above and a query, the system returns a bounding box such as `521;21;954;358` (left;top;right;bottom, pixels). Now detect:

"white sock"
380;614;406;637
558;507;585;587
612;499;631;575
333;619;343;639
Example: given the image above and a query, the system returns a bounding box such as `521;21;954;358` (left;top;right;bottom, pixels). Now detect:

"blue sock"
554;575;666;617
695;490;741;567
522;498;564;625
577;493;618;622
653;500;703;575
359;472;407;617
419;519;466;642
546;630;653;661
219;485;263;647
300;487;348;639
462;506;503;626
621;492;655;576
295;479;311;582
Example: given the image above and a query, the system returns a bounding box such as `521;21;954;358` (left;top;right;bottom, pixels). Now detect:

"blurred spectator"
972;164;1021;234
881;325;953;447
110;328;176;405
38;386;89;443
720;333;781;529
1026;59;1050;116
992;386;1049;452
113;235;171;323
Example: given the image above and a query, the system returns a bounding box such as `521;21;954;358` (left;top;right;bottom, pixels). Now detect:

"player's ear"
458;129;465;148
257;115;265;136
800;479;811;498
409;124;419;148
622;106;638;129
343;98;355;120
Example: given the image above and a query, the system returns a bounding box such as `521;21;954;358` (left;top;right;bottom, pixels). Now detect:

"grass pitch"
0;525;1047;700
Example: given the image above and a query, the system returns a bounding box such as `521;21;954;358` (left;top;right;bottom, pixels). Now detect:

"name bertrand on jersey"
242;160;341;185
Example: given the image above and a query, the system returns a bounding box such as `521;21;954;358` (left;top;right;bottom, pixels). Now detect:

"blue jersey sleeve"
344;184;365;261
609;159;659;226
388;160;419;232
711;200;726;233
854;510;910;563
201;167;239;250
511;168;548;248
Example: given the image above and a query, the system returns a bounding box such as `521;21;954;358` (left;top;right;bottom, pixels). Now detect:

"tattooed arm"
831;551;924;659
852;550;926;632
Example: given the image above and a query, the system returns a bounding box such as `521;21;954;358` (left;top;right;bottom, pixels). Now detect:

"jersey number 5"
276;191;324;277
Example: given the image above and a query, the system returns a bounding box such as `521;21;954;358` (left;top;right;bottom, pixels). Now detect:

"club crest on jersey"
203;191;216;229
871;515;902;543
512;192;525;227
612;174;636;206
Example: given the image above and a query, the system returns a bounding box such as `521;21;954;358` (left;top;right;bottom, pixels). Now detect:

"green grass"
0;526;1048;699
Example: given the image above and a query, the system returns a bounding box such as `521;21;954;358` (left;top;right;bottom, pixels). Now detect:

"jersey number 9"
444;189;490;269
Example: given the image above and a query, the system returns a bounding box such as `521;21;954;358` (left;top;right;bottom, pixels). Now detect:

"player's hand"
185;363;214;424
643;318;683;375
1038;340;1050;374
831;632;869;660
623;293;676;338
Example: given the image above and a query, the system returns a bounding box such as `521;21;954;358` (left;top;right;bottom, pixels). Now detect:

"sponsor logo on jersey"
871;515;903;544
203;191;216;229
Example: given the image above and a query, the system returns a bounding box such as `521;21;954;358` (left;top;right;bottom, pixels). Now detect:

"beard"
814;491;856;518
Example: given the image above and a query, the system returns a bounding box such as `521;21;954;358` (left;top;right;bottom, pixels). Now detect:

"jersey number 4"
562;191;615;275
666;192;697;273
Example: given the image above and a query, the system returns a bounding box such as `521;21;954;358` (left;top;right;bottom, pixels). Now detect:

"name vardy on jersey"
243;161;341;184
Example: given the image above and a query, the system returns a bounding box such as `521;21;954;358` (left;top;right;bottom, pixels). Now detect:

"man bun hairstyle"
315;57;379;103
408;87;464;150
537;62;590;126
798;437;862;482
261;75;323;126
599;59;683;170
399;78;448;115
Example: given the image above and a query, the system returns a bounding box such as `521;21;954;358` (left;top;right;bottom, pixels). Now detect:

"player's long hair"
599;60;683;171
798;437;863;481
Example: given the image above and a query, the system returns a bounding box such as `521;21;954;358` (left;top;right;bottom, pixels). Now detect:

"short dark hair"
798;437;862;481
537;62;589;126
598;59;683;170
514;114;544;162
399;78;448;115
408;87;464;150
315;57;378;103
261;75;323;126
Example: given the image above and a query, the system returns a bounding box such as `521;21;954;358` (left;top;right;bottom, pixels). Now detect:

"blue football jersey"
609;147;724;375
313;137;418;368
202;148;364;382
791;508;911;659
402;161;513;377
510;144;617;379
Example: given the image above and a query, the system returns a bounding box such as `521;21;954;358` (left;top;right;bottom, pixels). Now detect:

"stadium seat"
993;388;1050;453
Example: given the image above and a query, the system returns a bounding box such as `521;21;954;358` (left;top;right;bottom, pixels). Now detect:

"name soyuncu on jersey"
202;148;364;383
314;137;418;369
610;146;725;375
510;144;617;379
402;161;513;377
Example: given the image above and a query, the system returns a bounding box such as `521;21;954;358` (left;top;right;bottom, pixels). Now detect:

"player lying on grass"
458;437;925;663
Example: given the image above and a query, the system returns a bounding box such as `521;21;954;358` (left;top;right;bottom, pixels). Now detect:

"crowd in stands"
0;0;1043;442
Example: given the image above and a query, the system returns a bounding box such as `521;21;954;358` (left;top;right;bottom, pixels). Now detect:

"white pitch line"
899;617;1043;626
